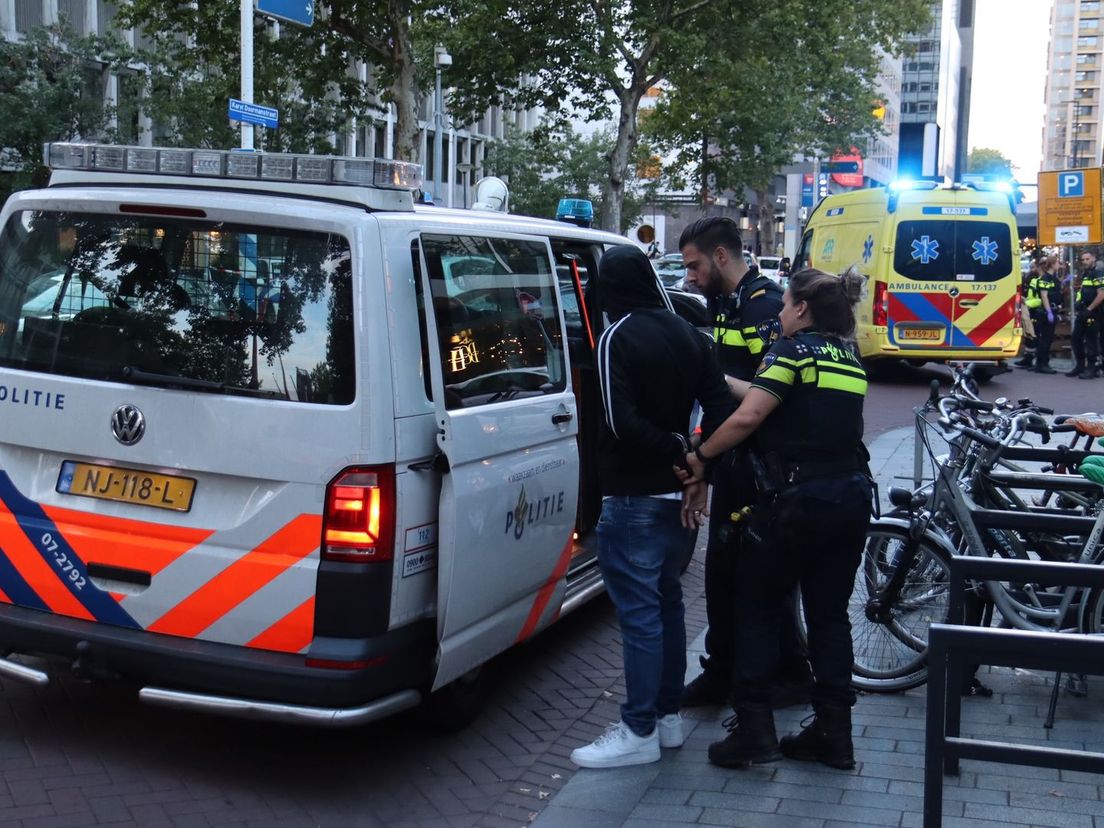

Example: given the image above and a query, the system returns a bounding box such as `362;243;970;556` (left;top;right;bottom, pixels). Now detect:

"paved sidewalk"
532;426;1104;828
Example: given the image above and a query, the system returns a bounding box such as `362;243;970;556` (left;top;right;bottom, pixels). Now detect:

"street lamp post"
433;44;452;203
456;162;474;209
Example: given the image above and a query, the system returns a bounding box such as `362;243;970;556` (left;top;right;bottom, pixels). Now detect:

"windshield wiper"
122;366;282;398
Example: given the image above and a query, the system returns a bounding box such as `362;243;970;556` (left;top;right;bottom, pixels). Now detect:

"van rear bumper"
0;602;435;713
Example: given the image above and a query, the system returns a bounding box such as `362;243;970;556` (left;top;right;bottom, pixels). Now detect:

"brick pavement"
533;425;1104;828
0;400;1101;827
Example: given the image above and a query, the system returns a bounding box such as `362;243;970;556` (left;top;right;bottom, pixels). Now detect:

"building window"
14;0;43;33
1079;36;1099;47
1081;18;1101;29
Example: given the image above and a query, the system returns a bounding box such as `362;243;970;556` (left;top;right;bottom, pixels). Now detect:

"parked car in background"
758;255;783;284
653;252;687;287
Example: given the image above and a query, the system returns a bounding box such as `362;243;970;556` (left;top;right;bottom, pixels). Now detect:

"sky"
967;0;1051;193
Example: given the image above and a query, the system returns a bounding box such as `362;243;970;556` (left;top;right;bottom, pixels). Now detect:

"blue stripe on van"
0;544;50;611
0;473;140;628
892;292;977;348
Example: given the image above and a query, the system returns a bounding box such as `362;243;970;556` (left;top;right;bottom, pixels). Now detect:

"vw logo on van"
111;404;146;445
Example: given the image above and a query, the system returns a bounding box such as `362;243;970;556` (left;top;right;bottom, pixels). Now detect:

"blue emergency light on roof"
556;198;594;227
42;142;424;191
886;178;941;214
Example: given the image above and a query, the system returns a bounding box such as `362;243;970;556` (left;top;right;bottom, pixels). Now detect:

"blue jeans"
596;496;689;737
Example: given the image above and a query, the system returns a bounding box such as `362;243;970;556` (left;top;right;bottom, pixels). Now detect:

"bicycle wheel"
847;525;953;692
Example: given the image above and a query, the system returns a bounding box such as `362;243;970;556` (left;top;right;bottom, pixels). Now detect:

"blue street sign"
229;99;279;129
801;174;814;207
1060;171;1085;198
822;161;860;174
255;0;313;27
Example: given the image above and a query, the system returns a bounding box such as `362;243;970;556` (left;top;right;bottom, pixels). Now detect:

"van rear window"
893;220;1012;281
0;211;354;404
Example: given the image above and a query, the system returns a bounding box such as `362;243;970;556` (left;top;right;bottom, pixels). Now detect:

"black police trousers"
1030;309;1055;367
702;463;810;692
1072;310;1100;372
732;473;872;708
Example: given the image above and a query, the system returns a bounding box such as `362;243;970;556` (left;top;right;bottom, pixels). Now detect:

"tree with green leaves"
646;0;930;249
117;0;572;162
967;147;1013;177
444;0;929;233
0;24;131;196
482;120;656;230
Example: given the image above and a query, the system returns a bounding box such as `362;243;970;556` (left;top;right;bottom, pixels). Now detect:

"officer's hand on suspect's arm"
1047;310;1055;323
681;481;708;529
674;450;706;485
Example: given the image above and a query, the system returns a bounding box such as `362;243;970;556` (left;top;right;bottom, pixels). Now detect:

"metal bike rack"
924;556;1104;828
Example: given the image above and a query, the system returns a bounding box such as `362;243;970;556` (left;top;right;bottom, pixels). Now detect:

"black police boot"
707;704;782;768
1066;365;1085;377
780;704;855;770
1035;363;1057;374
1013;353;1034;368
680;660;729;708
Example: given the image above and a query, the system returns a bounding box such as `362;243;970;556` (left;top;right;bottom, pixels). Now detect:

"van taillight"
1013;291;1023;330
322;466;395;563
873;281;889;327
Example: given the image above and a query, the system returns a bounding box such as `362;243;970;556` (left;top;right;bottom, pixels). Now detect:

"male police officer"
678;217;812;709
1068;250;1104;379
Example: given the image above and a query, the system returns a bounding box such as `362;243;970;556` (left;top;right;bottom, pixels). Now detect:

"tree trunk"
386;2;418;162
600;85;647;233
755;187;774;256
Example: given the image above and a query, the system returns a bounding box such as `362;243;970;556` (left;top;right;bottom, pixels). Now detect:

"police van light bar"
43;143;424;192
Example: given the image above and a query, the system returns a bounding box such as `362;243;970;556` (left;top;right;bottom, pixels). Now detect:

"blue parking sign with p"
1060;171;1085;198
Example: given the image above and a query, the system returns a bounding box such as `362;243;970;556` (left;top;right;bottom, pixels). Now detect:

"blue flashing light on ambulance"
797;178;1022;368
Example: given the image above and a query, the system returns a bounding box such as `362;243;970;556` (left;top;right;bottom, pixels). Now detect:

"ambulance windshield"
893;220;1012;282
0;210;355;404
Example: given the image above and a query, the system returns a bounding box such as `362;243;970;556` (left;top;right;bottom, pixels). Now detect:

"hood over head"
595;244;669;320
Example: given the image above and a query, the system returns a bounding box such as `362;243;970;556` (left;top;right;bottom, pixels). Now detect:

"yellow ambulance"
795;181;1023;365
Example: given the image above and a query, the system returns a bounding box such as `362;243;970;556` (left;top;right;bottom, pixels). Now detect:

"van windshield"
0;211;355;404
893;220;1012;282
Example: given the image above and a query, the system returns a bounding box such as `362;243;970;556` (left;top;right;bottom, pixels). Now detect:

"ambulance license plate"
897;326;944;343
56;461;196;512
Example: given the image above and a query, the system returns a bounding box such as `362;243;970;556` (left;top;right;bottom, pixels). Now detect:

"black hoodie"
594;245;734;496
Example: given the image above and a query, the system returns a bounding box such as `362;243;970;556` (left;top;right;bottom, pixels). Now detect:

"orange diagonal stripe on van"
41;505;212;578
0;499;94;621
516;535;574;643
147;514;322;639
247;596;315;653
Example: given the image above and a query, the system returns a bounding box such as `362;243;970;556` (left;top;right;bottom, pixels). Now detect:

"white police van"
0;143;701;727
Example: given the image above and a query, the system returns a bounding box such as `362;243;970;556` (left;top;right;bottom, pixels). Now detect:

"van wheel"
423;665;490;731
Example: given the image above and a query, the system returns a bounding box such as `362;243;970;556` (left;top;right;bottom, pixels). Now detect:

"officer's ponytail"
788;266;863;339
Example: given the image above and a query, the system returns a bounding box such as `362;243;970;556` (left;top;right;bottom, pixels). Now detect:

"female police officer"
680;266;872;771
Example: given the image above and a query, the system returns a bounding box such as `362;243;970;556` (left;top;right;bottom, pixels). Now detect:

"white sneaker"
658;713;684;748
570;721;661;768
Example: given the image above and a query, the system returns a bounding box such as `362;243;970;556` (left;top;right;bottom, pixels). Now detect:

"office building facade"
898;0;974;181
1043;0;1104;171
